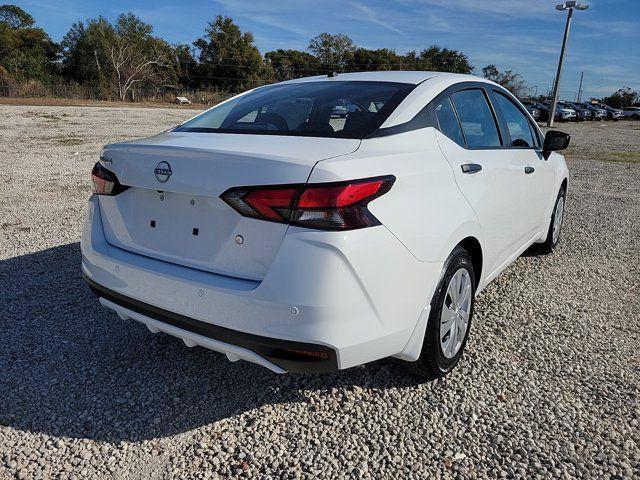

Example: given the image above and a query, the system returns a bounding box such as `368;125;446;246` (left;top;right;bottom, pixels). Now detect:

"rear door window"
434;97;464;146
450;89;501;148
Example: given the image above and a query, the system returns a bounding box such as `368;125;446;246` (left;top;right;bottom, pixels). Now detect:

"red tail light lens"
221;176;395;230
91;162;129;196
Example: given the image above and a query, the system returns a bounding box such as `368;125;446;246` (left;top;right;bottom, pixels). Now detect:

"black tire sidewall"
548;187;566;249
426;248;475;374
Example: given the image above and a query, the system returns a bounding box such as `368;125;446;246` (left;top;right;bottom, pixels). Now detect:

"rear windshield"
174;81;414;139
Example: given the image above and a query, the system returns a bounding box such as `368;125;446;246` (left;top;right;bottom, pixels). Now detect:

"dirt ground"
1;105;638;479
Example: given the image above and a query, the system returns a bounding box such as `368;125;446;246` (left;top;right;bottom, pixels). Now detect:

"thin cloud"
348;1;405;35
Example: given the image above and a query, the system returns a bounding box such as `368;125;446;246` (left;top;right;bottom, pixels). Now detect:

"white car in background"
556;105;577;121
82;71;570;379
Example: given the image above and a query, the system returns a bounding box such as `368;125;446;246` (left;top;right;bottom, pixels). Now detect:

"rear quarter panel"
309;127;483;264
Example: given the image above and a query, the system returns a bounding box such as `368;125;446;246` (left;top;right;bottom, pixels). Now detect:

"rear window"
175;81;414;139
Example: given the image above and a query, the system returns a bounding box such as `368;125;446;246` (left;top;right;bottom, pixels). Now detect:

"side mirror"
542;130;570;159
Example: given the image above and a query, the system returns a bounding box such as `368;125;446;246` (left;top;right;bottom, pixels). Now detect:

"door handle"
524;166;535;174
461;163;482;174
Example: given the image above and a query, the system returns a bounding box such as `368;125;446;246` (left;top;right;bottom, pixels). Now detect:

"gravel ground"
1;105;639;479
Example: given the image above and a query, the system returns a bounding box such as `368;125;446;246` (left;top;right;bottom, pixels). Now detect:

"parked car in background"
532;101;559;122
579;103;607;120
622;106;640;119
597;103;624;120
543;102;576;121
561;101;591;121
82;71;570;380
523;102;540;120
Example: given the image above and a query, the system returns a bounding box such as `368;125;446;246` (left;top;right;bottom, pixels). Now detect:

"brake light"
91;162;129;196
221;176;395;230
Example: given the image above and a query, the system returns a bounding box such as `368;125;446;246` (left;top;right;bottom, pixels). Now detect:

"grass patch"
565;149;640;163
603;151;640;163
57;137;84;146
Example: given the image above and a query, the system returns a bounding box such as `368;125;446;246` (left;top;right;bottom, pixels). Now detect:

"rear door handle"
461;163;482;174
524;166;535;174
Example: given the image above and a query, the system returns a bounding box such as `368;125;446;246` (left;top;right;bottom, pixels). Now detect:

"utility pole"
547;1;589;127
576;71;584;102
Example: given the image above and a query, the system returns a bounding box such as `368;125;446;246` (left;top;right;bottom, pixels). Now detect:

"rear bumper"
81;196;442;372
84;274;338;373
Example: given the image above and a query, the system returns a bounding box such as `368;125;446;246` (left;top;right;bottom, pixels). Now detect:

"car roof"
279;70;470;85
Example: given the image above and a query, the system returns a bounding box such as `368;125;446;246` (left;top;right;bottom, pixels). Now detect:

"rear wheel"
538;187;566;254
405;246;475;380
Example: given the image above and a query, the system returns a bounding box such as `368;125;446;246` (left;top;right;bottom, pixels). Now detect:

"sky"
14;0;640;99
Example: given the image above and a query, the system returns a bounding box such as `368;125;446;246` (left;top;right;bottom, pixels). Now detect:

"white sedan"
82;71;570;379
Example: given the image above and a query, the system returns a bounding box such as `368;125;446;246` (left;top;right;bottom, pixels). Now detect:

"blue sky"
15;0;640;99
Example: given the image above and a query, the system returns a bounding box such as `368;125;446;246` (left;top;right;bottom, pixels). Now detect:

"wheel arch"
457;236;483;288
561;177;568;193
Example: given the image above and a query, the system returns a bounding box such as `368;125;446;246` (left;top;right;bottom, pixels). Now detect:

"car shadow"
0;243;422;442
520;243;547;257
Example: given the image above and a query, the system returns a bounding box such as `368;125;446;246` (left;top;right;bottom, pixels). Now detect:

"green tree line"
0;4;476;100
2;4;637;105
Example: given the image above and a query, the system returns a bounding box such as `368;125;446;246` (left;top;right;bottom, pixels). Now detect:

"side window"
434;97;464;146
450;89;501;148
493;92;536;148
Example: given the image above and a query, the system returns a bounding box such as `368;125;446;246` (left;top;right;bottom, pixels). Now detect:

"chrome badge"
154;161;172;183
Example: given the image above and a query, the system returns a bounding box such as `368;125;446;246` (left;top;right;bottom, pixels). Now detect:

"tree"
405;46;473;74
346;48;403;71
603;87;638;109
62;13;175;100
265;49;321;81
0;4;34;28
308;33;355;71
482;64;525;97
0;5;58;83
103;13;175;100
194;15;267;92
61;18;110;87
173;43;199;88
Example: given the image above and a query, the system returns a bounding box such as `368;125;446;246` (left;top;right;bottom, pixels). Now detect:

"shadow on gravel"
0;243;421;442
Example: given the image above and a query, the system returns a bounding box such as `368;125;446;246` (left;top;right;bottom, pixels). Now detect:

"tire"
405;246;475;380
538;187;566;254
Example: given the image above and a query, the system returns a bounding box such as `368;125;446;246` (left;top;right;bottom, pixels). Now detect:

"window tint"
434;97;464;146
175;81;414;139
493;92;536;148
450;89;501;148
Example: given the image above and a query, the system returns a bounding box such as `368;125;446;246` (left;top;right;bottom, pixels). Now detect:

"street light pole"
547;1;589;127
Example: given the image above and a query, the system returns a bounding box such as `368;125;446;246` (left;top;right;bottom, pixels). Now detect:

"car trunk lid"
97;132;360;281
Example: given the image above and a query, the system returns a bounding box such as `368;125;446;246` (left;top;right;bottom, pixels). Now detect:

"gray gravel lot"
1;105;639;479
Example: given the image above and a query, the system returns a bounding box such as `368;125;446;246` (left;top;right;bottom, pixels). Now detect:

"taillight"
221;176;395;231
91;162;129;196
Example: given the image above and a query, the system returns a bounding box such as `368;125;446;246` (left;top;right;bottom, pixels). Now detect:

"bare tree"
99;13;173;100
104;40;166;100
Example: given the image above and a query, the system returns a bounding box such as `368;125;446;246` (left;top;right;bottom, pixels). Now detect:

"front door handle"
461;163;482;174
524;166;535;174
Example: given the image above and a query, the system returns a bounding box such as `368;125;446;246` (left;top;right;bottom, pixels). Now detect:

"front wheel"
405;246;475;380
